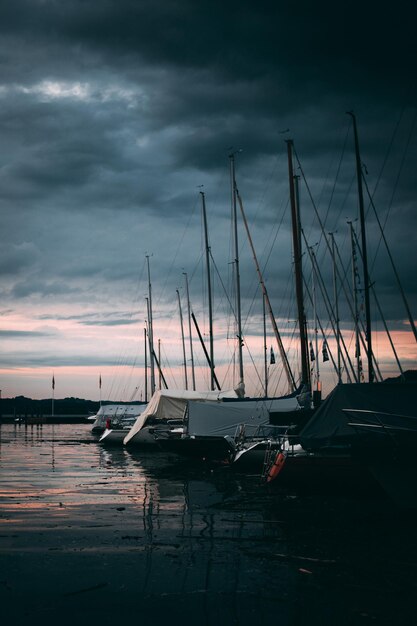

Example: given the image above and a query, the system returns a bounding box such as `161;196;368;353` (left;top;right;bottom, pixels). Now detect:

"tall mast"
329;233;342;384
263;293;268;397
352;228;404;380
144;326;148;402
229;152;245;396
310;248;320;388
347;111;374;383
200;191;215;391
158;338;161;390
348;221;363;382
176;289;188;390
183;272;196;390
191;312;221;390
287;140;310;388
145;256;156;395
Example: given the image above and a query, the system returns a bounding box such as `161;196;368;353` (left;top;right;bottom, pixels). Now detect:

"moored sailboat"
259;115;417;502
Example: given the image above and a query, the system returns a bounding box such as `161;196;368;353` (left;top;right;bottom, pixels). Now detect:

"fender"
266;451;287;483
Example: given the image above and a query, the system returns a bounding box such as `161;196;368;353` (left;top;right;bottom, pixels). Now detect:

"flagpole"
99;373;102;407
51;373;55;418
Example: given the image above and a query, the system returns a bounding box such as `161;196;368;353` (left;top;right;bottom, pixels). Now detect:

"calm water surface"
0;423;416;626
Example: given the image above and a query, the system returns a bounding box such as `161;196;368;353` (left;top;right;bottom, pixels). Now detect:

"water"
0;423;416;625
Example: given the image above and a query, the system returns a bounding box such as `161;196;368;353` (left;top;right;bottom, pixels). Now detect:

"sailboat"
90;403;146;434
262;114;417;503
150;151;313;461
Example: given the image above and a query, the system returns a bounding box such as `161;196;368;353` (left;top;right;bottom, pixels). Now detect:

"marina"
1;422;417;626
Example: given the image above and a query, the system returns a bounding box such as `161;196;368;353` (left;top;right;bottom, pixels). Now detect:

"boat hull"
99;428;129;445
155;435;235;462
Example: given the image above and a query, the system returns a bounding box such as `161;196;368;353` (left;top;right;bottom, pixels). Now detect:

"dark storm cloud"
3;1;414;87
0;353;127;368
10;279;79;299
0;329;53;338
0;0;415;391
1;1;415;112
81;318;138;326
36;311;138;323
0;242;40;275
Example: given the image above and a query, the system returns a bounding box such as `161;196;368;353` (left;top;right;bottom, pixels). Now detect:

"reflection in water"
0;424;416;625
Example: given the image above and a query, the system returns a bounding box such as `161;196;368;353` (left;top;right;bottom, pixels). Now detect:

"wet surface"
0;423;416;625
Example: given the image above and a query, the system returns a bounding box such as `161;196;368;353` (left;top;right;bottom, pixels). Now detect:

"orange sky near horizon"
0;325;415;402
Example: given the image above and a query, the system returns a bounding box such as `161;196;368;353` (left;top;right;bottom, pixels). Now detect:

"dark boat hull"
155;435;235;462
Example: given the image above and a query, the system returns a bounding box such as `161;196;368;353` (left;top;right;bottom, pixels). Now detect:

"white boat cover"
91;403;146;431
123;388;238;444
187;400;270;437
222;395;301;413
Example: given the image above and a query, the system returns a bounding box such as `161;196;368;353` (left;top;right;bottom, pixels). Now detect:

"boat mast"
191;312;221;390
310;247;321;390
176;289;188;390
263;293;268;397
144;326;148;402
146;255;156;394
229;152;245;396
158;338;161;389
286;140;310;389
348;221;363;382
200;191;215;391
329;232;342;384
347;111;374;383
352;228;402;380
183;272;196;390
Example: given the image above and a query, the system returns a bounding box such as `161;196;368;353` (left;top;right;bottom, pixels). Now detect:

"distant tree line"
0;396;99;418
0;396;145;420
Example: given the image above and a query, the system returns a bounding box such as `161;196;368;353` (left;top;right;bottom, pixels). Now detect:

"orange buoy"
266;451;287;483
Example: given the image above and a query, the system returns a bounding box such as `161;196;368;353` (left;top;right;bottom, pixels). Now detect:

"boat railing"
234;422;291;444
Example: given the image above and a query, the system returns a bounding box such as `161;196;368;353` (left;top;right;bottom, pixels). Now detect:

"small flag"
99;374;102;389
322;341;329;363
309;341;315;362
270;347;275;365
52;375;55;390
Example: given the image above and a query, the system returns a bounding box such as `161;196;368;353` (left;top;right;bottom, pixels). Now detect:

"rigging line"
261;196;290;275
243;341;266;393
252;194;292;327
155;193;200;309
305;238;358;382
316;171;355;273
352;230;406;376
210;248;275;394
210;250;236;322
246;152;281;225
323;121;351;229
369;104;407;200
105;256;148;399
332;232;383;382
303;269;344;384
368;104;406;200
236;187;295;390
252;157;290;273
362;171;417;343
294;145;378;366
254;202;291;327
380;107;417;232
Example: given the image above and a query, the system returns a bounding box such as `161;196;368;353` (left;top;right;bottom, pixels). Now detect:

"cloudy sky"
0;0;416;402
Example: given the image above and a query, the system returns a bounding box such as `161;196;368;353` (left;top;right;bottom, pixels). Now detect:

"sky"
0;0;416;402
